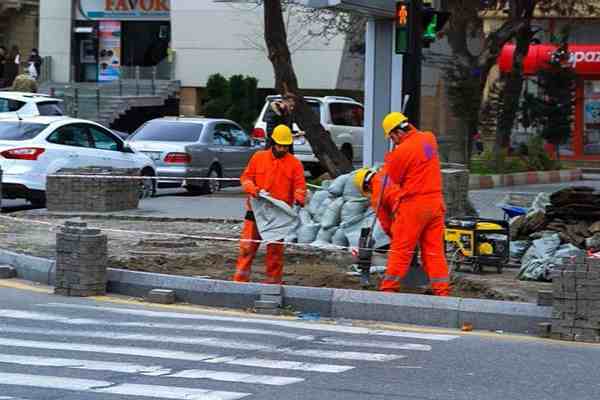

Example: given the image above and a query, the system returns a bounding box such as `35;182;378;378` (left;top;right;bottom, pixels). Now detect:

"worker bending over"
380;112;450;296
233;125;306;284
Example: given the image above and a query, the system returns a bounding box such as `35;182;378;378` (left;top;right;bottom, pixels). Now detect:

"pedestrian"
27;48;42;79
233;125;307;284
0;45;7;88
5;45;21;87
473;131;483;155
379;112;450;296
263;93;298;151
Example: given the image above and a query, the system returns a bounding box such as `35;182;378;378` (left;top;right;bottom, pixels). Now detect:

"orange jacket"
385;128;444;202
241;150;307;207
370;169;401;237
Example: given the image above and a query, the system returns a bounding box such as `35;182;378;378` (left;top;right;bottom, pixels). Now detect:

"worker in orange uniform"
233;125;307;284
353;166;400;239
380;112;450;296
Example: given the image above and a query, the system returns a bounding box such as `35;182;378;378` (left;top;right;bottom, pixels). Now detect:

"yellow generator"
444;217;509;274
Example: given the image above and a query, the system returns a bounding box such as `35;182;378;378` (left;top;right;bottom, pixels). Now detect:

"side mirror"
122;143;135;154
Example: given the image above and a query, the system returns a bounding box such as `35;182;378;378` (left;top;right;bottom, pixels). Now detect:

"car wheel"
139;169;156;199
187;165;221;195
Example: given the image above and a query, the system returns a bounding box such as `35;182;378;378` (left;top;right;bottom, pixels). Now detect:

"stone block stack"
442;167;470;218
54;220;108;297
551;257;600;343
46;167;140;212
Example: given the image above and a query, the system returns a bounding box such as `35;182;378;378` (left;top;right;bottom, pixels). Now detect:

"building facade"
0;0;39;66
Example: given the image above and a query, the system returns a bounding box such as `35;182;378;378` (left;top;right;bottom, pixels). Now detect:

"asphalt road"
0;283;599;400
3;180;600;220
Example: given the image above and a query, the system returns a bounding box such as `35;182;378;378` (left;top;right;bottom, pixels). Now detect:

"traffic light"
395;1;410;54
422;6;451;48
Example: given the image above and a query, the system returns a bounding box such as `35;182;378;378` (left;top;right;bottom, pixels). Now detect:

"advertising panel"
98;21;122;82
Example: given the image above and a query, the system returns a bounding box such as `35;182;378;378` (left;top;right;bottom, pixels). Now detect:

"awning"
499;44;600;76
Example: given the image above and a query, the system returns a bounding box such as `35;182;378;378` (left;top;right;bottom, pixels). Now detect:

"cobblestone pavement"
469;179;600;220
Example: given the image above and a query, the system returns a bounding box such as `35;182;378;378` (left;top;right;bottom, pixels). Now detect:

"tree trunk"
263;0;353;177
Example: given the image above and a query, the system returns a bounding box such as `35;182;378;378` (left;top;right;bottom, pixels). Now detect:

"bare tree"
263;0;353;177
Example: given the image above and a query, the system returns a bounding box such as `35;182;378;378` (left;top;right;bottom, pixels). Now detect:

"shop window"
584;81;600;155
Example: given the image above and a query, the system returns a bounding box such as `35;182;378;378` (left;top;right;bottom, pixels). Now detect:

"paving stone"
147;289;176;304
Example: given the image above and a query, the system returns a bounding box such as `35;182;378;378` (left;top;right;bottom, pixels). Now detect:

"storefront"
499;44;600;161
73;0;170;82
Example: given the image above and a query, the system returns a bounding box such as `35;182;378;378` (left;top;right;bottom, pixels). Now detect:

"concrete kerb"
1;247;552;335
469;169;582;190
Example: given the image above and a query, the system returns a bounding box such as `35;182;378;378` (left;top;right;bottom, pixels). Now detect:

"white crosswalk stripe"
0;304;455;399
0;326;403;361
0;372;250;400
40;303;460;341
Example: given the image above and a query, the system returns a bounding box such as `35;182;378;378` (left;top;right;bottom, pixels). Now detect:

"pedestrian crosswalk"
0;302;460;399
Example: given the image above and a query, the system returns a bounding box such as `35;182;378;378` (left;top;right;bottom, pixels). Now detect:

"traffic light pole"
402;0;423;127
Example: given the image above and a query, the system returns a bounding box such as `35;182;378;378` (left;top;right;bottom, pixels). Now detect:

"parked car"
0;92;64;118
254;95;364;177
0;116;156;206
127;117;260;194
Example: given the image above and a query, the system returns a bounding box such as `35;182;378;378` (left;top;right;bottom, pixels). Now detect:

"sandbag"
297;223;321;244
341;198;369;222
332;228;349;247
314;196;333;223
250;194;298;242
372;219;391;249
510;240;530;261
341;210;375;249
314;226;336;245
518;233;561;281
307;190;330;217
321;197;345;229
298;208;314;225
328;174;349;196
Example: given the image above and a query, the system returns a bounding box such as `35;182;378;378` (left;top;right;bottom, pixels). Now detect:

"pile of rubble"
510;187;600;281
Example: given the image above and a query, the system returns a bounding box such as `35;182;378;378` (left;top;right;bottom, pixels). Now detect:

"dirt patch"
1;211;551;301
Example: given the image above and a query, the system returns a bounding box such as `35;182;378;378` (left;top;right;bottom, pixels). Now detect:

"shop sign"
77;0;170;21
499;44;600;76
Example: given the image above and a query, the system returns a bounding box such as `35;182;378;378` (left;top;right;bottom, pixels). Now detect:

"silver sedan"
127;117;261;194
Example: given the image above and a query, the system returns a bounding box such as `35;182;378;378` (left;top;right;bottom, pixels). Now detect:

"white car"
0;92;64;118
0;116;156;206
254;95;364;177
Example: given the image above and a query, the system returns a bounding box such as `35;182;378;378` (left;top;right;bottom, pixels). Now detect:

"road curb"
1;248;552;335
469;169;582;190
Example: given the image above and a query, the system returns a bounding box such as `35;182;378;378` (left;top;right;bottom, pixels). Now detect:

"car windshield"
0;122;48;140
0;98;26;113
262;100;320;121
130;121;203;142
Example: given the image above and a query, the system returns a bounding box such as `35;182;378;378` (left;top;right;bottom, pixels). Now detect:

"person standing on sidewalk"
233;125;307;284
380;112;450;296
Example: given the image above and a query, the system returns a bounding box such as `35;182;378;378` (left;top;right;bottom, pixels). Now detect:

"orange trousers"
233;219;285;284
380;197;450;296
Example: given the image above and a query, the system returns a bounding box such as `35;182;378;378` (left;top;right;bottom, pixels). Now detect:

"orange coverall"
233;150;306;284
381;128;450;296
369;169;401;238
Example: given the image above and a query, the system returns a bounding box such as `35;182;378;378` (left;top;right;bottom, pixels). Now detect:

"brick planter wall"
46;168;140;212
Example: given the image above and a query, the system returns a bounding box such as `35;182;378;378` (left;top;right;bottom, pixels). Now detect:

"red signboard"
499;44;600;76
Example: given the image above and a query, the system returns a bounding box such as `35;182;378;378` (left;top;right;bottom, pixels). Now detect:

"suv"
254;96;364;176
0;92;64;118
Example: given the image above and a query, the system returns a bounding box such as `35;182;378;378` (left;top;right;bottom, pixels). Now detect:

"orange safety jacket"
240;150;307;208
369;169;401;237
385;128;444;202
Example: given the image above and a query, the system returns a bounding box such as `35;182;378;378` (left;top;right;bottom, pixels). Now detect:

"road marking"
0;354;304;386
316;338;431;351
0;338;353;373
168;370;304;386
0;326;403;362
41;303;460;341
0;354;172;376
206;357;353;373
0;372;249;400
0;309;315;341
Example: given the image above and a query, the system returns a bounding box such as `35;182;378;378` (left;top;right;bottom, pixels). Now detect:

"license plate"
142;151;162;161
